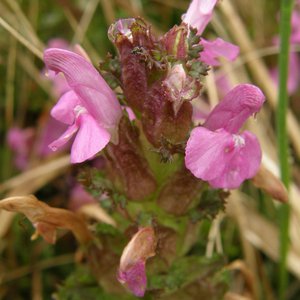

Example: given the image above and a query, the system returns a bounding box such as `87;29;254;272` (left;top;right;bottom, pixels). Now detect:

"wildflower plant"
3;0;293;299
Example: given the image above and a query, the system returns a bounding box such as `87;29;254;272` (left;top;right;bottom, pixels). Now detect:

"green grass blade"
277;0;294;299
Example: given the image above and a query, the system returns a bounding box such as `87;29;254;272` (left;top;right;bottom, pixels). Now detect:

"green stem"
277;0;294;299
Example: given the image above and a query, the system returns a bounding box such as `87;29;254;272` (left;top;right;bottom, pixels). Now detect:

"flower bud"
118;227;157;297
162;23;189;59
108;18;154;112
252;165;288;202
163;64;201;115
108;18;136;43
142;80;193;148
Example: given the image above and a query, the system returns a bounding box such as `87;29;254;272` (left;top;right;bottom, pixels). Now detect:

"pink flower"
37;116;70;157
7;127;35;170
118;227;157;297
200;38;240;67
182;0;239;66
118;261;147;297
123;106;136;121
271;52;300;95
185;84;265;189
44;49;122;163
291;8;300;44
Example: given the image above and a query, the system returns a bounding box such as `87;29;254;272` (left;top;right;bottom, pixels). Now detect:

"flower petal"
123;106;136;121
70;113;110;163
47;71;70;97
48;123;79;151
200;38;239;66
118;261;147;298
51;90;81;125
37;117;69;157
204;84;265;133
209;131;262;188
182;0;218;35
291;11;300;44
7;127;35;153
185;127;233;181
44;49;122;133
185;128;262;189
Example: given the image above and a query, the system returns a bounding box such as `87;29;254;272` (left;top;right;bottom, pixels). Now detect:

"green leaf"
95;223;120;236
148;256;227;296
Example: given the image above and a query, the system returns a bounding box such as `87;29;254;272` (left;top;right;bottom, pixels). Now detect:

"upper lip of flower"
44;48;122;163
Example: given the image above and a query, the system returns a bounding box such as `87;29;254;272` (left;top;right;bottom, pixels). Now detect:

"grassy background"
1;0;300;299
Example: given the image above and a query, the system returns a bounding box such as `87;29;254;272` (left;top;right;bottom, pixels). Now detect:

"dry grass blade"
221;46;300;76
79;203;117;227
226;260;256;300
100;0;115;25
0;212;15;241
252;165;288;203
224;292;253;300
72;0;100;45
5;36;16;127
18;54;53;96
1;254;74;283
151;0;187;10
262;155;300;217
0;17;43;60
0;156;70;239
129;0;142;15
206;213;224;257
115;0;162;34
4;0;44;49
32;270;42;300
63;8;100;62
205;69;219;107
227;191;300;279
227;192;261;299
0;155;70;194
